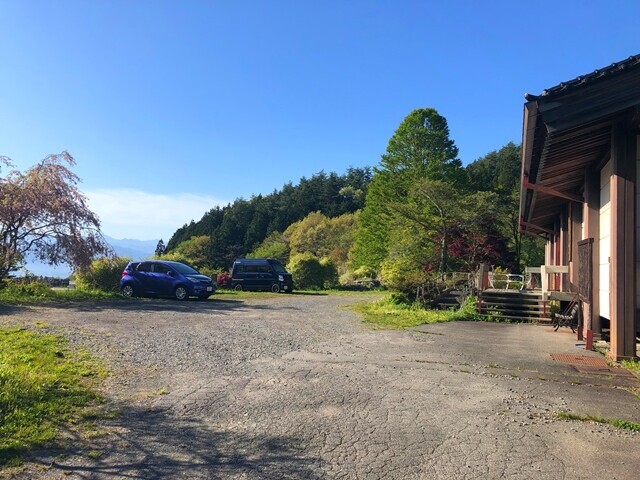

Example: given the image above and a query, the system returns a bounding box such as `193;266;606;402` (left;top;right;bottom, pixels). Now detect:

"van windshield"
269;260;287;274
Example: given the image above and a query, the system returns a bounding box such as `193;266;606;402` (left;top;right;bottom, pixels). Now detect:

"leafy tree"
465;143;543;271
351;108;463;272
0;153;110;280
248;231;290;264
160;235;212;274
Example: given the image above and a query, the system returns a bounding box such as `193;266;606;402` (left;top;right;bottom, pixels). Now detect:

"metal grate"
550;353;608;367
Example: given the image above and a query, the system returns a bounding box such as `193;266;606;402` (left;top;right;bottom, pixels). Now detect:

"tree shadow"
0;297;253;315
31;404;323;479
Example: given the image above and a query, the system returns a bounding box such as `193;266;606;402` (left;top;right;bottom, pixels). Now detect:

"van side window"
258;265;272;273
244;265;258;273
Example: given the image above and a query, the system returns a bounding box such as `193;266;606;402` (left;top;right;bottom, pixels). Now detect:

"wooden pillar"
584;168;601;335
610;123;637;360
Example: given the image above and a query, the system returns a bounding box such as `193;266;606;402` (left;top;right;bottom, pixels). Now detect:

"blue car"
120;260;215;300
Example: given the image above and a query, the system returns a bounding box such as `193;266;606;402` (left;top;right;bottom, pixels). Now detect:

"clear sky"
1;0;639;241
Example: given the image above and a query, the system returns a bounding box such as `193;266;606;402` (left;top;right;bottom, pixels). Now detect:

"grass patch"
0;327;106;466
621;358;640;376
0;280;120;304
349;294;479;329
554;412;640;432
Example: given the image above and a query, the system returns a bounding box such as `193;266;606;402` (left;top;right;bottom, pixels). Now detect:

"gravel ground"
1;292;639;480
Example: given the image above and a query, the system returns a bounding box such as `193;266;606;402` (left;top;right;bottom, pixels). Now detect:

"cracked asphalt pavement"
1;292;639;479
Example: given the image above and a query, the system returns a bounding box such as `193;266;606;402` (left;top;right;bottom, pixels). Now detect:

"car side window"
154;263;171;275
137;262;152;272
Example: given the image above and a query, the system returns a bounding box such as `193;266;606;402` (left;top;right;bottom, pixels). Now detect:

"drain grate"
550;353;608;367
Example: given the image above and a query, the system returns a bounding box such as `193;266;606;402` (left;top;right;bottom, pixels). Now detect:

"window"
154;263;171;274
137;262;152;272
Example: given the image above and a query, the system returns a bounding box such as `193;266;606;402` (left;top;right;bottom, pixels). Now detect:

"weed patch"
0;327;106;466
554;412;640;432
350;294;479;329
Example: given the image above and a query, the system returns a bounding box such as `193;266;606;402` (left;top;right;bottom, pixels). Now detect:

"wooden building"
519;54;640;360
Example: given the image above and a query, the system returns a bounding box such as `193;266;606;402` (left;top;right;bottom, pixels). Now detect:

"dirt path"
1;293;638;479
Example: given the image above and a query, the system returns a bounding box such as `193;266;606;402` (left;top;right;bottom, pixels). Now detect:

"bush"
379;257;427;296
287;253;337;290
0;279;52;299
74;256;131;293
216;271;231;288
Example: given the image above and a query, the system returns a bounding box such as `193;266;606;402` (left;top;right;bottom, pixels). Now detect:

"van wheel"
271;284;280;293
234;284;243;291
175;286;188;300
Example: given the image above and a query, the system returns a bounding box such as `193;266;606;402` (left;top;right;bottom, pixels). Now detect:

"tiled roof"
525;53;640;101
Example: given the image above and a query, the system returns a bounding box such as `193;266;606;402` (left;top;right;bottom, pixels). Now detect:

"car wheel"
234;284;243;291
271;283;280;293
122;284;135;298
175;286;188;300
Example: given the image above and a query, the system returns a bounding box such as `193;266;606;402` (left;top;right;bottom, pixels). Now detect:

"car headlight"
278;275;284;282
188;277;200;283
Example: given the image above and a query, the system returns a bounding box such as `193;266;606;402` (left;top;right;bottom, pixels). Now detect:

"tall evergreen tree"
351;108;462;271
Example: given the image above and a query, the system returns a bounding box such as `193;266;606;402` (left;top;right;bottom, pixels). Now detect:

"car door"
151;262;174;296
135;262;154;294
257;264;275;290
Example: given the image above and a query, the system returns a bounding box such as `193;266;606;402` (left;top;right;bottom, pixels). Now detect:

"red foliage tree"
0;152;110;279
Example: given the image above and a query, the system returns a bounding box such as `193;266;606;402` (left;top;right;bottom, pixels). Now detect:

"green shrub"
379;256;426;295
287;253;336;290
319;257;339;289
74;256;131;293
0;279;52;299
379;292;411;307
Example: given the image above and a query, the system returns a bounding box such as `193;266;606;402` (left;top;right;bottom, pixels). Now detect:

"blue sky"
1;0;639;241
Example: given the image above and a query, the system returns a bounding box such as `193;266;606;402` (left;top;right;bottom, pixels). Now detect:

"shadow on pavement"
32;404;322;480
0;297;255;315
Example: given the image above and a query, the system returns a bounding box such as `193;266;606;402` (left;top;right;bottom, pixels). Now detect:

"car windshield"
169;262;200;275
269;260;287;274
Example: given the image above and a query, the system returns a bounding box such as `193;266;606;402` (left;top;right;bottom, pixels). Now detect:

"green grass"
554;412;640;432
349;294;479;329
0;327;106;466
0;281;120;304
621;358;640;376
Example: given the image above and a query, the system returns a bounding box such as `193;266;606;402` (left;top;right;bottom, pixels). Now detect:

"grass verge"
554;412;640;432
0;281;120;304
0;327;106;467
349;294;479;329
621;358;640;376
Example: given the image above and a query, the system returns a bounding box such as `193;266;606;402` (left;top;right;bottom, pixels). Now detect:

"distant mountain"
104;235;159;261
20;236;159;278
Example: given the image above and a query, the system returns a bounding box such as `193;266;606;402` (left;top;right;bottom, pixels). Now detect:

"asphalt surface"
1;292;639;479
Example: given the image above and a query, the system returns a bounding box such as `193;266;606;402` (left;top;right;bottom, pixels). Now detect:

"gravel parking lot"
1;293;639;479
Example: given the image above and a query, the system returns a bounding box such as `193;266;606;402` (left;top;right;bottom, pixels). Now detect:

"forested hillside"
165;168;371;269
164;108;543;290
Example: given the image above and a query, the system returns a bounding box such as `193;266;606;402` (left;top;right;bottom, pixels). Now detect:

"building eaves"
524;53;640;101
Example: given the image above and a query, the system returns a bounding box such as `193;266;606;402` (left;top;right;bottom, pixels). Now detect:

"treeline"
165;108;544;292
165;168;371;269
